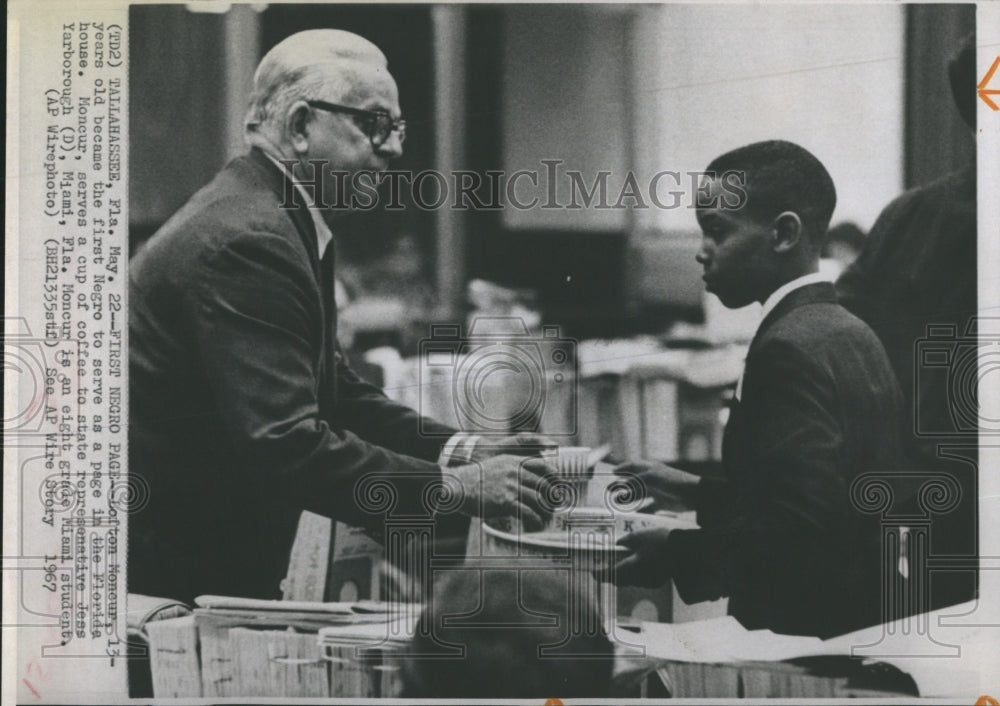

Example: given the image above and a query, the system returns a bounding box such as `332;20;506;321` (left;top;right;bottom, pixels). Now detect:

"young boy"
615;140;903;638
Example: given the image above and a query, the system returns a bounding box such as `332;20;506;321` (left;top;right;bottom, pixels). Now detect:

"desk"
146;610;922;699
470;465;726;625
143;483;974;700
614;652;919;698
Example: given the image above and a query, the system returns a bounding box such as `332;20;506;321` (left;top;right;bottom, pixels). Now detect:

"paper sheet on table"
816;600;997;697
194;595;393;614
632;616;825;663
317;614;420;648
629;600;998;697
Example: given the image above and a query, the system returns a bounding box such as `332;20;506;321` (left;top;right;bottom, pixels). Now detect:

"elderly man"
128;30;553;604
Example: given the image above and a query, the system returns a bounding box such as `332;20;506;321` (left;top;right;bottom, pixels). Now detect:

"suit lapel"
724;282;838;484
243;148;338;413
245;147;321;271
747;282;838;356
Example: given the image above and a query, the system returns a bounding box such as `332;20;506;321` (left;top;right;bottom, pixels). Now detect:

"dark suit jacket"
128;148;455;604
667;283;904;637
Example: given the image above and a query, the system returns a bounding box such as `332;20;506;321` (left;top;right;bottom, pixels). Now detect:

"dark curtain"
904;4;976;189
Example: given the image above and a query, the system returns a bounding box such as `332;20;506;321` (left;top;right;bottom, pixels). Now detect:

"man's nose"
695;241;711;265
378;131;404;160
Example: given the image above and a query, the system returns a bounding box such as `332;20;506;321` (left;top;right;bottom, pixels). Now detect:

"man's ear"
772;211;803;253
285;101;312;154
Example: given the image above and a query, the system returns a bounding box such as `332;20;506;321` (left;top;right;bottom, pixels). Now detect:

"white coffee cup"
542;446;592;481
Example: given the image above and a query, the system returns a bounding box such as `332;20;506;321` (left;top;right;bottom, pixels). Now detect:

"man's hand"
448;454;557;531
613;460;701;513
466;432;558;465
613;527;674;587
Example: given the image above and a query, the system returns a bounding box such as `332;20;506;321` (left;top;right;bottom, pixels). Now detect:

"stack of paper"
145;616;202;698
316;614;419;649
192;595;415;697
317;614;421;698
620;617;894;698
227;627;330;697
194;595;399;630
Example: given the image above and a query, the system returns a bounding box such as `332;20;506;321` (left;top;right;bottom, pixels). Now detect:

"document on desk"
629;601;997;697
192;595;412;628
631;616;825;663
317;614;420;648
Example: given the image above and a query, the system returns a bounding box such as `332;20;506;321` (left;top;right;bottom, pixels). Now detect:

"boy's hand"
613;528;674;587
613;460;701;513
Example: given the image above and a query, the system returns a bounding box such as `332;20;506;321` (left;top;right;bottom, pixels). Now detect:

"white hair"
244;29;387;143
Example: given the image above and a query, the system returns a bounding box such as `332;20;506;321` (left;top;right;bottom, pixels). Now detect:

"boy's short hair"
400;569;614;698
706;140;837;246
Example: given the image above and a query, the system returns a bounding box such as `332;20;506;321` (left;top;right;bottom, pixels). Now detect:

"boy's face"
695;178;775;308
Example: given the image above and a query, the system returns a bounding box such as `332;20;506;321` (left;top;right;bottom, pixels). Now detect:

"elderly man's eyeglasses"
306;100;406;147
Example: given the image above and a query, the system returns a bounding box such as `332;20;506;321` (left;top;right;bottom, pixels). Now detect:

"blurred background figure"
820;222;866;279
400;569;614;698
836;32;978;612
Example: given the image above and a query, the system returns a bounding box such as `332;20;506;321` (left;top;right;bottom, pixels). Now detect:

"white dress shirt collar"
759;271;829;324
263;152;333;259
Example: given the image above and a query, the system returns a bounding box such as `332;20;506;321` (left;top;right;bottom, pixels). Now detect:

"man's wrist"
438;432;482;467
430;462;472;515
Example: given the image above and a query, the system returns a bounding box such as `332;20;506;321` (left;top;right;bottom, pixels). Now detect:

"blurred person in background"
836;34;978;611
400;569;614;698
819;221;866;278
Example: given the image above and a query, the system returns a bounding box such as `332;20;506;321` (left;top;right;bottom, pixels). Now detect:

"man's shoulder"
132;156;309;275
163;156;299;240
748;301;897;404
763;298;883;357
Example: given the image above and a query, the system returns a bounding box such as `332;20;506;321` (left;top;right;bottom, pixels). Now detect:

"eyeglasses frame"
305;99;406;147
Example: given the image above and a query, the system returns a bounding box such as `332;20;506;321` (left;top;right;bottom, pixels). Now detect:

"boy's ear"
771;211;803;253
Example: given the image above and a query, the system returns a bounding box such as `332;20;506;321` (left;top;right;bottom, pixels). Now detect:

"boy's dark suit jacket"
128;148;455;604
667;283;904;638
